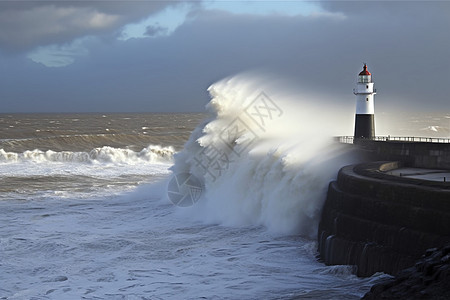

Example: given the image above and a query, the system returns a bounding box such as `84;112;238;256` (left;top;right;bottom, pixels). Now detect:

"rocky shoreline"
362;245;450;299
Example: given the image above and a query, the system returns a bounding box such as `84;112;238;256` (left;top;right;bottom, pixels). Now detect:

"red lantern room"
358;64;372;83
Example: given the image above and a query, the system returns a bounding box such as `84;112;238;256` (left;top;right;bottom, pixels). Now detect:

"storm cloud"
0;1;183;53
0;1;448;113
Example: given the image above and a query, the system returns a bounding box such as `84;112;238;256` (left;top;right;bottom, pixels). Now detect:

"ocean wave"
0;145;175;165
171;74;358;237
0;133;190;153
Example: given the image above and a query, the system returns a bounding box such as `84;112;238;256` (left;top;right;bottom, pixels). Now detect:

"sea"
1;76;449;299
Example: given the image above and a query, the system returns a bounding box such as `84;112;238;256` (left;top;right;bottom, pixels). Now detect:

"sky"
0;0;449;113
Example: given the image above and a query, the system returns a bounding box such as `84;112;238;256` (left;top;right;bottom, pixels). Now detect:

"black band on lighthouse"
354;114;375;139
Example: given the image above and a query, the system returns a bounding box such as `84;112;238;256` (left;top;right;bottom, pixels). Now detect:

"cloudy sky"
0;0;449;113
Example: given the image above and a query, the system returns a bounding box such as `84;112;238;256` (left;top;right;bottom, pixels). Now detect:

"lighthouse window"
366;98;369;101
366;85;369;89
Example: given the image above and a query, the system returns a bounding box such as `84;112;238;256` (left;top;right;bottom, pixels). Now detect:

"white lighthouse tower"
353;64;376;140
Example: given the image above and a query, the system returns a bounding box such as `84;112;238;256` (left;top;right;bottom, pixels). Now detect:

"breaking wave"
171;74;359;237
0;145;175;165
0;133;189;153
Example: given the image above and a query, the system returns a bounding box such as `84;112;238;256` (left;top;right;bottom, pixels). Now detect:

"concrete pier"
318;160;450;277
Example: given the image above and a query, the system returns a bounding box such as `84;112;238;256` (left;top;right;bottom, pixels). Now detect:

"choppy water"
3;79;447;299
0;113;202;152
0;111;384;299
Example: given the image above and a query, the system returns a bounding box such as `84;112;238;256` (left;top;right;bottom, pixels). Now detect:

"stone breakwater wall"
317;161;450;277
359;140;450;169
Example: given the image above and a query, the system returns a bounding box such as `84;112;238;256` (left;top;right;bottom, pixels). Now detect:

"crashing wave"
171;74;357;237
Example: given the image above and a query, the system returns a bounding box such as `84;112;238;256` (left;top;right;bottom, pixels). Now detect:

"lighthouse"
353;64;376;140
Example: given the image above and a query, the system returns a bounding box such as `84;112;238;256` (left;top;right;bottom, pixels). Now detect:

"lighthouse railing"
335;136;450;144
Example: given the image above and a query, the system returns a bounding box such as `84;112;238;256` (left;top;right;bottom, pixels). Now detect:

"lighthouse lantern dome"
358;64;372;83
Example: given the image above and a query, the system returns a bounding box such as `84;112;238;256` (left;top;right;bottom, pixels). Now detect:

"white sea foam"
171;74;358;237
0;145;174;197
0;145;175;164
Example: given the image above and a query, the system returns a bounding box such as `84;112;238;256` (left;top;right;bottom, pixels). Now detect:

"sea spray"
171;74;360;237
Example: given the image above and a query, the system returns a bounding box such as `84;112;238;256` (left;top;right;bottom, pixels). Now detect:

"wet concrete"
387;168;450;182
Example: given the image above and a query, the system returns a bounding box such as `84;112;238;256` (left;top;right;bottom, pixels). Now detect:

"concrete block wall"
318;162;450;277
361;141;450;169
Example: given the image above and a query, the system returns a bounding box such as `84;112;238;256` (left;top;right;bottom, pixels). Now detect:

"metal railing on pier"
335;136;450;144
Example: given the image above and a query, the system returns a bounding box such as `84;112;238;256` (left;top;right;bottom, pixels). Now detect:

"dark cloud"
320;0;450;16
0;2;449;113
0;1;183;53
